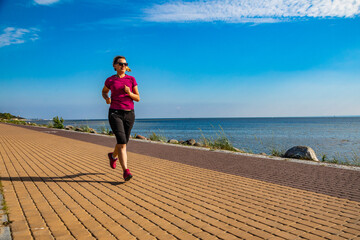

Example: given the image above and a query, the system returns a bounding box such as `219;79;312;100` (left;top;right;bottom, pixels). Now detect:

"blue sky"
0;0;359;119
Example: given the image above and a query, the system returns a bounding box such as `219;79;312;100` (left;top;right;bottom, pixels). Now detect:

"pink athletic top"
105;74;138;110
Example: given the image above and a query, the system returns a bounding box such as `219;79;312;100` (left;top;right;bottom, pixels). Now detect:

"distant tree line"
0;113;24;119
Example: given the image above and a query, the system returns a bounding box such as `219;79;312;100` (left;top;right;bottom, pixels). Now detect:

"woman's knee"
116;144;126;150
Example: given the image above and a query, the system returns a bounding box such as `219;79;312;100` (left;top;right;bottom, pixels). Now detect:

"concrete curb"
130;138;360;172
0;193;11;240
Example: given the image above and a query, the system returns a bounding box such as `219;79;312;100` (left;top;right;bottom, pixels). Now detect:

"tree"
52;116;64;129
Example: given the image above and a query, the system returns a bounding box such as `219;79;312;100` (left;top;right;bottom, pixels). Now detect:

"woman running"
102;55;140;181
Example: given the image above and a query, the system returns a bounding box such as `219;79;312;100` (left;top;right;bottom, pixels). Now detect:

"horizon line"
25;115;360;121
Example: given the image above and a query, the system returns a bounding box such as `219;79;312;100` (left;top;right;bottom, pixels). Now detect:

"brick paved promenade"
0;123;360;239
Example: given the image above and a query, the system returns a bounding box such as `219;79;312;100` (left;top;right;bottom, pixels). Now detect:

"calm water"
29;117;360;164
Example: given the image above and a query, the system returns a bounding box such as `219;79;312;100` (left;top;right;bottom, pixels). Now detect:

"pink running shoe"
108;153;117;169
123;169;133;181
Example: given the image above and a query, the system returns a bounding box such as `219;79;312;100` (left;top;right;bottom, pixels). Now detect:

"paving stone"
1;123;360;239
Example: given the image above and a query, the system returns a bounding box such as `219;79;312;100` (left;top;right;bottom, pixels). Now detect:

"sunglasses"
117;62;128;67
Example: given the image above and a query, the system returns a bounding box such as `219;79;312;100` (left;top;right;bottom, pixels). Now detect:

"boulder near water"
186;139;196;146
89;128;97;134
65;125;74;130
284;146;319;162
136;134;147;140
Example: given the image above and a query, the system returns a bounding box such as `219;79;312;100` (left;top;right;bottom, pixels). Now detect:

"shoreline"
2;117;360;167
23;115;360;121
2;121;360;172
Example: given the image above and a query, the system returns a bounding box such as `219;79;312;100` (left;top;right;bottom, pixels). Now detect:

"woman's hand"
123;85;140;102
124;85;131;94
106;98;111;104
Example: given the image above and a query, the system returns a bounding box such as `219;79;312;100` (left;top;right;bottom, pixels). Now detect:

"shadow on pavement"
0;172;125;185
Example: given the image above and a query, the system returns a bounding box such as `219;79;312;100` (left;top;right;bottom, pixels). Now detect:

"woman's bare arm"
124;85;140;102
102;86;111;104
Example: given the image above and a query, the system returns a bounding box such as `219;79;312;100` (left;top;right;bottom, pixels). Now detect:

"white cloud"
144;0;360;23
34;0;129;6
34;0;61;5
0;27;40;48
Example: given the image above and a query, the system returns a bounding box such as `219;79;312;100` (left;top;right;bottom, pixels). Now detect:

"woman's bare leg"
113;145;119;158
116;144;127;171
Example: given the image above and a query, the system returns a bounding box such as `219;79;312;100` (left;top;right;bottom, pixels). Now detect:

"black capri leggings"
108;109;135;144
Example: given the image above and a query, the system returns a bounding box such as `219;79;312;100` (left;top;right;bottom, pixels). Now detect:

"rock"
179;140;185;144
186;139;196;146
75;127;82;131
136;134;147;140
168;139;179;144
65;125;74;130
260;152;267;156
284;146;319;162
233;148;243;152
89;128;97;134
194;142;202;147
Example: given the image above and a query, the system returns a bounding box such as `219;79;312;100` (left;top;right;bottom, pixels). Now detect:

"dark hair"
113;55;126;66
113;55;131;72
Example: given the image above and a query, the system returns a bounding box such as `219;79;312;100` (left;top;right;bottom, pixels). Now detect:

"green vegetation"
320;151;360;166
1;198;7;213
149;132;167;142
0;181;12;226
0;119;27;125
52;116;64;129
0;118;48;128
199;126;240;152
0;112;23;119
77;125;91;133
99;126;112;135
254;134;287;158
201;135;239;152
345;151;360;166
270;147;286;157
321;154;339;164
318;152;360;166
351;152;360;166
0;113;12;119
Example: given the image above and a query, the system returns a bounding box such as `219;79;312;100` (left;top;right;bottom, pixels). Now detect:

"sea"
28;117;360;164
